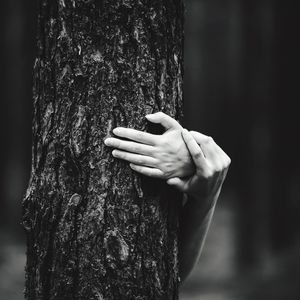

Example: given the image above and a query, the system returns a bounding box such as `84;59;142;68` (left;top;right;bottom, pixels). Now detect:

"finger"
213;143;231;168
190;131;223;167
167;177;188;192
104;137;154;156
145;112;182;130
182;129;206;169
190;131;217;159
112;127;157;145
189;131;211;144
130;163;165;178
112;150;158;167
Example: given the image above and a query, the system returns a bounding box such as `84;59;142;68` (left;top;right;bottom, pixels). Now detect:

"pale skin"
104;112;231;283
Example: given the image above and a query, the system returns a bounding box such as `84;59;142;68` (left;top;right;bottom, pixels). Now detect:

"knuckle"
136;132;141;139
186;133;194;141
164;141;173;150
151;148;160;158
222;154;231;168
160;139;170;149
184;135;192;144
193;151;202;160
166;114;174;122
226;155;231;166
203;168;214;179
185;134;192;141
165;162;173;170
131;145;139;153
203;136;213;144
136;157;144;165
207;136;214;143
151;158;159;167
215;165;223;173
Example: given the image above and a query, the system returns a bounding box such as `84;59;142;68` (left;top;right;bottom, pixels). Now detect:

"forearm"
178;194;218;284
104;115;230;284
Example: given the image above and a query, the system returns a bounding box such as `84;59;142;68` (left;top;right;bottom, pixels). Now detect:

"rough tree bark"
22;0;184;299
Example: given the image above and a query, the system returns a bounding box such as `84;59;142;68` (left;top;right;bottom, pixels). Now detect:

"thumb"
167;177;187;192
146;112;182;130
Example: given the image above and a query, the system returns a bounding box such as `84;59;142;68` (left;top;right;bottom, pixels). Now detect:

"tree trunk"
22;0;184;299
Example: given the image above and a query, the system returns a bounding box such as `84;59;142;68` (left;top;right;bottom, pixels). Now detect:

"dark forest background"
0;0;299;299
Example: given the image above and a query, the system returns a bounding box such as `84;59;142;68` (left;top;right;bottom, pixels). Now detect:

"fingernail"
104;138;112;145
167;178;176;185
145;114;154;119
113;128;121;134
112;150;116;156
182;128;189;134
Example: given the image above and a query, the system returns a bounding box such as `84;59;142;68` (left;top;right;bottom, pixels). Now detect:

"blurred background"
0;0;299;299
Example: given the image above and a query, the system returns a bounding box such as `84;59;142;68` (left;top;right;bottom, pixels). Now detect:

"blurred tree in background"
0;0;299;299
0;0;36;233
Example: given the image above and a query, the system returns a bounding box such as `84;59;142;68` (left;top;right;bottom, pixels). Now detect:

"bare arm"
167;130;230;282
104;113;230;284
178;195;216;283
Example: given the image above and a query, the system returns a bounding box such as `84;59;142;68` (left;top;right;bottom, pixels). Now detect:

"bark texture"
22;0;184;299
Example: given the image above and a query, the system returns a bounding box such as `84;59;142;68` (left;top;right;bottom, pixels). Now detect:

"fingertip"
104;137;114;145
167;178;186;192
167;177;179;185
146;112;161;121
166;178;173;185
112;127;120;135
145;114;154;119
145;115;156;123
146;111;163;118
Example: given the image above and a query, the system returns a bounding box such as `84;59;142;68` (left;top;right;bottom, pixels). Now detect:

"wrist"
185;192;218;212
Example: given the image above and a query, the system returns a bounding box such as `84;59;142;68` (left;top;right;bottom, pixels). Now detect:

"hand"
167;129;231;200
104;112;195;179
